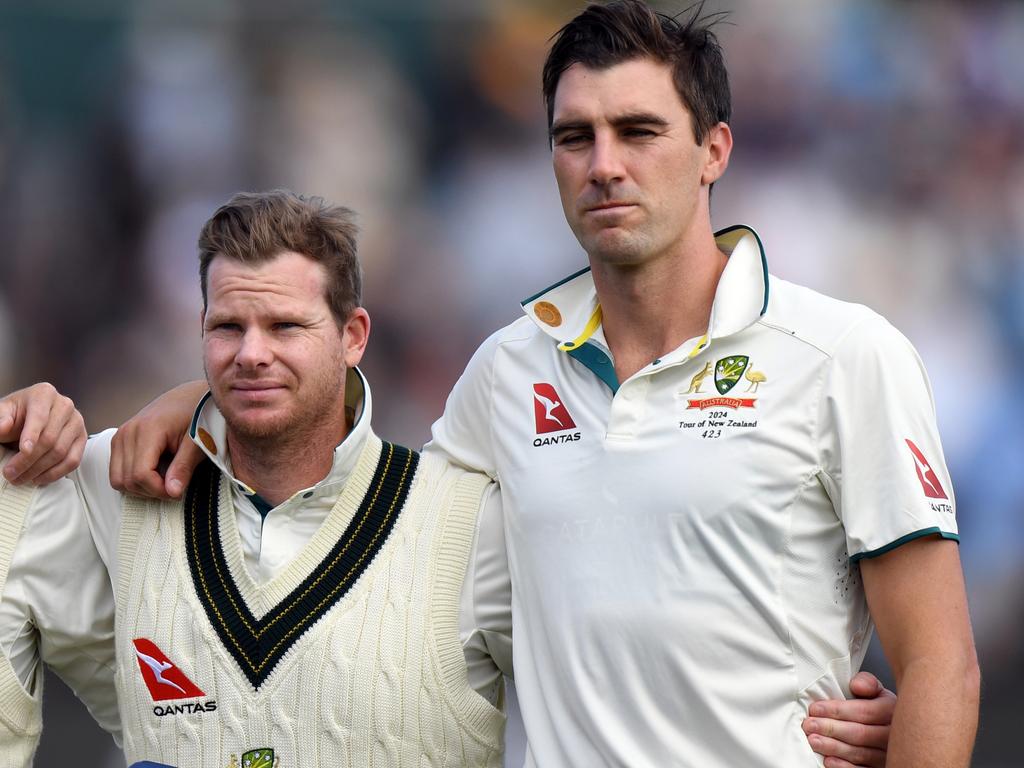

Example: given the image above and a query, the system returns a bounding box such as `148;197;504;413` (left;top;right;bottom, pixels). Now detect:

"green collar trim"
188;391;213;440
520;264;591;307
250;493;274;521
567;343;619;394
712;224;770;317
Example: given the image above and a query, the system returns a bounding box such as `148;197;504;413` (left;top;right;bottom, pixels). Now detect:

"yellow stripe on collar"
687;333;709;359
558;304;603;351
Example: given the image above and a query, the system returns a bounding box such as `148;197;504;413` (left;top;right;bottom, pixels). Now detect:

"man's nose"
588;133;626;187
235;328;273;368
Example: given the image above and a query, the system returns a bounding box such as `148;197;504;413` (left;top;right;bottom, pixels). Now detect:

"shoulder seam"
757;311;885;360
491;316;538;347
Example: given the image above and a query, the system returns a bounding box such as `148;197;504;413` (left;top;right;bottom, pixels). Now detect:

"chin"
217;400;293;442
588;242;649;267
580;228;646;262
228;414;294;442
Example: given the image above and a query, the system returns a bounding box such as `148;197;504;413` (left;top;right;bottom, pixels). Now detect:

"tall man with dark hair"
430;1;977;765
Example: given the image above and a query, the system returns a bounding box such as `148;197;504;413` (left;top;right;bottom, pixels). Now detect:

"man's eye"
212;322;241;332
556;133;590;146
624;128;656;138
273;322;300;330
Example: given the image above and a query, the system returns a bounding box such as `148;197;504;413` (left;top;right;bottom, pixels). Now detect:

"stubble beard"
208;363;349;454
582;226;655;269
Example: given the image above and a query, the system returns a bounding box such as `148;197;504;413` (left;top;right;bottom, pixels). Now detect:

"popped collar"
188;366;370;521
520;225;769;392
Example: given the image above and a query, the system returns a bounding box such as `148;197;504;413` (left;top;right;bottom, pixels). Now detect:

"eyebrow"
550;112;670;139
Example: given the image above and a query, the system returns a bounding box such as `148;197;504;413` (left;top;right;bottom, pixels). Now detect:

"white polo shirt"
427;225;959;767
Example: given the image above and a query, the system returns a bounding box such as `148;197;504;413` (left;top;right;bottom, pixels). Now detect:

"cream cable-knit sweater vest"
0;453;42;768
115;435;505;767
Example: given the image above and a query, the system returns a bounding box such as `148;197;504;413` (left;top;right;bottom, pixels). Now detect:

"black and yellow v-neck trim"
184;441;419;689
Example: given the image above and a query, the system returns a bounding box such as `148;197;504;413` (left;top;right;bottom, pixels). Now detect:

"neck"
591;224;726;383
226;421;348;507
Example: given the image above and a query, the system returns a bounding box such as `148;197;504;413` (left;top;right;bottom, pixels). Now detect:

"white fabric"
76;369;512;704
114;435;505;767
0;448;121;758
427;225;958;767
0;454;41;768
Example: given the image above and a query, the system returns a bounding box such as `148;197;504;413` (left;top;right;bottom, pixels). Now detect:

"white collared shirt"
427;225;958;767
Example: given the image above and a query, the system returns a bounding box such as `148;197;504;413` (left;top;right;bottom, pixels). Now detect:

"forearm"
860;538;978;768
887;654;980;767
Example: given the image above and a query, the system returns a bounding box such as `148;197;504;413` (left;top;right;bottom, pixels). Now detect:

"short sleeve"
425;333;500;478
817;316;959;560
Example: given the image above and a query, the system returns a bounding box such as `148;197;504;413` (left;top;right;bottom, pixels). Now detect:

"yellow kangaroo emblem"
685;361;713;394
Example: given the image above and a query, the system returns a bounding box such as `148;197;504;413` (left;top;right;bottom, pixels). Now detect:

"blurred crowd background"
0;0;1021;765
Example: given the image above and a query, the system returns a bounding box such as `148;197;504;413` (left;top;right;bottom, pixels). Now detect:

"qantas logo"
533;383;576;433
905;439;948;500
133;638;206;701
531;383;581;447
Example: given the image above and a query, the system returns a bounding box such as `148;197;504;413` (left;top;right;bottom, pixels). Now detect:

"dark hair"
198;190;361;326
542;0;730;146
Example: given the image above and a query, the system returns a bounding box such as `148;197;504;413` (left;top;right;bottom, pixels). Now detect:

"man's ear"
701;121;733;186
341;308;371;368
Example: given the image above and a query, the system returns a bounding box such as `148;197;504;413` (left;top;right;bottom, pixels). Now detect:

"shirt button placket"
607;376;650;440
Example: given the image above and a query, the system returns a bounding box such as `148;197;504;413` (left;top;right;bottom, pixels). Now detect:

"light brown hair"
198;190;361;325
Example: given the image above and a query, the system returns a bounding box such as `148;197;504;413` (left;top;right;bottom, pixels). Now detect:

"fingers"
109;380;207;499
849;671;884;700
808;687;897;727
804;684;893;768
28;412;88;485
164;438;204;498
0;399;15;443
805;730;887;767
1;384;86;484
110;424;172;499
108;428;127;491
803;715;889;751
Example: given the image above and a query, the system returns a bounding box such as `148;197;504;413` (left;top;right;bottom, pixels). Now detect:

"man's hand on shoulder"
0;382;87;484
803;671;896;768
110;380;207;499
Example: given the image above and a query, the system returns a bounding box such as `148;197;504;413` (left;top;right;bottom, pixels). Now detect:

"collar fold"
187;366;371;504
520;225;769;352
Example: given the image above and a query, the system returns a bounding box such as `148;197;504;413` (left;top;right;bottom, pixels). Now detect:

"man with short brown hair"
3;190;511;767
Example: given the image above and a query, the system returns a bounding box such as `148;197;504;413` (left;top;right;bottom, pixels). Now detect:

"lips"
587;201;634;212
584;201;638;218
231;382;284;391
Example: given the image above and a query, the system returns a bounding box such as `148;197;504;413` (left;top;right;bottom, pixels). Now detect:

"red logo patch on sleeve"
905;439;948;500
132;638;206;701
533;383;577;434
